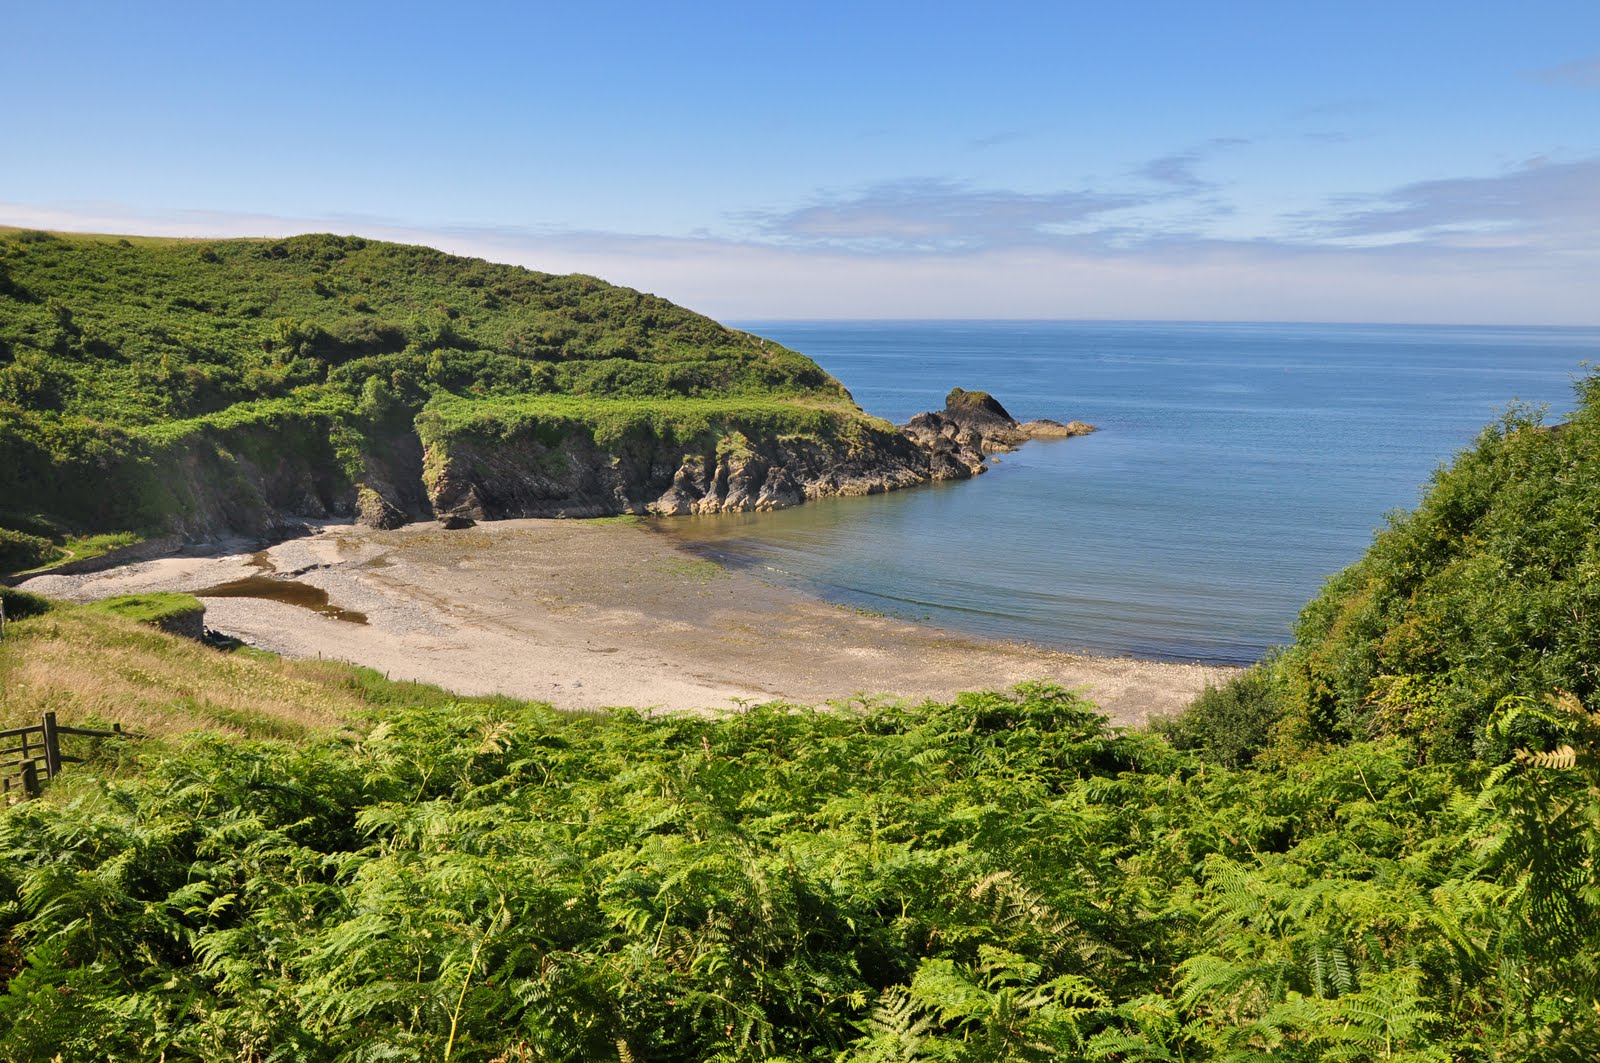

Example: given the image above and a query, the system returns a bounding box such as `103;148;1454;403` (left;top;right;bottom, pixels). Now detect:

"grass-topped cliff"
0;229;924;558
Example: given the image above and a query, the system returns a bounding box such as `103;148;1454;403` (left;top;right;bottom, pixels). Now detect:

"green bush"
0;527;63;574
0;586;53;619
1157;656;1281;766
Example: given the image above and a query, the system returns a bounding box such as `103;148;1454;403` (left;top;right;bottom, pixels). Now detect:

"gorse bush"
2;684;1598;1061
1154;654;1281;767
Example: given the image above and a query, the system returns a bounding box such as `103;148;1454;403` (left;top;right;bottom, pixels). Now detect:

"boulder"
1018;418;1097;438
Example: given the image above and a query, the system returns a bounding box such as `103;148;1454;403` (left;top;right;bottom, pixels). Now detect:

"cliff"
0;230;1093;548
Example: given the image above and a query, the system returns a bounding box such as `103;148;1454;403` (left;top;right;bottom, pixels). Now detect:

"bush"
1157;658;1281;766
0;528;63;574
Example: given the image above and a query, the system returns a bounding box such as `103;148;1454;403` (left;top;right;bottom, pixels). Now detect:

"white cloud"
5;153;1598;325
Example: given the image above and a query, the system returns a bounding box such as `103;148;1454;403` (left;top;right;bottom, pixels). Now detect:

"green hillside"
1167;373;1600;766
0;229;890;552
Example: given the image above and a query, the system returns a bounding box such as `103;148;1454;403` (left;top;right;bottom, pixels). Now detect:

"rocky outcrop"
413;389;1095;524
156;605;207;641
134;388;1094;535
424;420;933;521
1018;418;1097;439
898;390;1097;479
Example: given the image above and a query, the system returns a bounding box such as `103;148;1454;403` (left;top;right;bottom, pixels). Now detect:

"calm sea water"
657;322;1598;665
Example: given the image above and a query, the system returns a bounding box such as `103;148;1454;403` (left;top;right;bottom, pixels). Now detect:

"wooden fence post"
21;760;39;799
42;712;62;778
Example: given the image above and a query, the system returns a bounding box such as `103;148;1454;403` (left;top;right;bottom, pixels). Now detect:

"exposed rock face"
896;390;1096;480
899;411;990;479
938;387;1033;451
426;424;932;521
156;605;206;641
357;486;408;530
392;389;1094;525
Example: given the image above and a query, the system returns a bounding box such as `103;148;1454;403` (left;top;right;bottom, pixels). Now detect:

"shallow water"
197;575;369;624
658;321;1599;664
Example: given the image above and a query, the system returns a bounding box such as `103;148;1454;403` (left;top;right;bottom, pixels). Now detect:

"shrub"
0;528;63;574
1157;657;1281;766
0;586;53;619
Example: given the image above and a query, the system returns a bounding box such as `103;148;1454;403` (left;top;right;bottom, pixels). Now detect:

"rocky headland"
0;231;1095;548
420;387;1096;525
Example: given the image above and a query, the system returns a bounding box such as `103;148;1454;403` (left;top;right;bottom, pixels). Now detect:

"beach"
18;518;1235;724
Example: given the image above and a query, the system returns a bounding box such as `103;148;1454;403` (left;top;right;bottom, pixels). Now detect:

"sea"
656;321;1599;666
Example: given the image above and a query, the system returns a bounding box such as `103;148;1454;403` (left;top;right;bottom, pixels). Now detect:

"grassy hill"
0;229;915;558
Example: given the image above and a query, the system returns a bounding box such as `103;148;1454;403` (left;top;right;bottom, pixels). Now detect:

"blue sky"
5;1;1598;322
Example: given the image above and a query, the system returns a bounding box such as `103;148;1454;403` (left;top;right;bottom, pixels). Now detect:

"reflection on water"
197;575;368;624
661;321;1596;665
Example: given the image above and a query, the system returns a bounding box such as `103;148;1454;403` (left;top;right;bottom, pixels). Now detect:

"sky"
4;1;1599;323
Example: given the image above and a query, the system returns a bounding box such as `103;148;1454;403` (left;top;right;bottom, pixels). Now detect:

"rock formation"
422;388;1095;523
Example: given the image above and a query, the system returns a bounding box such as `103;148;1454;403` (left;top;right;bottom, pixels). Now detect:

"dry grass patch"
0;609;367;739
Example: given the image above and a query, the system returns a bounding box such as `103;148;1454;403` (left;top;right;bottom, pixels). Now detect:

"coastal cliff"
0;230;1093;548
411;388;1094;522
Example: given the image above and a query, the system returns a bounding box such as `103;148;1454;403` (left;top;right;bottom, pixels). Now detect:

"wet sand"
18;518;1237;724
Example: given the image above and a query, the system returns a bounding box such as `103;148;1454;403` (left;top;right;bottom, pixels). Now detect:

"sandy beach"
18;518;1236;725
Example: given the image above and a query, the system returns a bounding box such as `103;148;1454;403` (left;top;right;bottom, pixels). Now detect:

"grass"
80;592;202;626
419;392;881;451
0;599;578;743
0;227;869;539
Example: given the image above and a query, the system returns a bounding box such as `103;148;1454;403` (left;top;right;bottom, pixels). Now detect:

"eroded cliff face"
422;421;934;520
412;388;1095;523
138;390;1093;539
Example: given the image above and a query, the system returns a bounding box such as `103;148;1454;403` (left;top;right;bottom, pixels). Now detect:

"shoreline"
16;518;1239;725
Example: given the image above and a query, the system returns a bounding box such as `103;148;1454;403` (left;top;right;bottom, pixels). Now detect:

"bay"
656;321;1598;665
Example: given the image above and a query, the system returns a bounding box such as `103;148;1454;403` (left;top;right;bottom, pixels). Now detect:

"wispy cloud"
967;130;1029;150
744;140;1257;255
742;179;1154;253
1136;138;1249;191
1304;156;1600;250
7;150;1599;324
1528;52;1600;89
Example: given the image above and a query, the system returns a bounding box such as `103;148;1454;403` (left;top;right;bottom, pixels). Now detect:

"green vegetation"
0;229;870;552
81;592;204;627
4;273;1600;1058
1;674;1597;1060
420;394;889;454
0;587;53;621
0;527;61;572
1172;373;1600;766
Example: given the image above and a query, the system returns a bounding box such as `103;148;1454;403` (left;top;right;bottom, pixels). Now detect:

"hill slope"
0;229;931;549
1166;371;1600;763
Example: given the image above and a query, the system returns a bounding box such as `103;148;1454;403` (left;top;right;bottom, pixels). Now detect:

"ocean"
657;321;1599;665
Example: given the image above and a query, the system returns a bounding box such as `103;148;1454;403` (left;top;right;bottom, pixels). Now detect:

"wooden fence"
1;712;132;803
